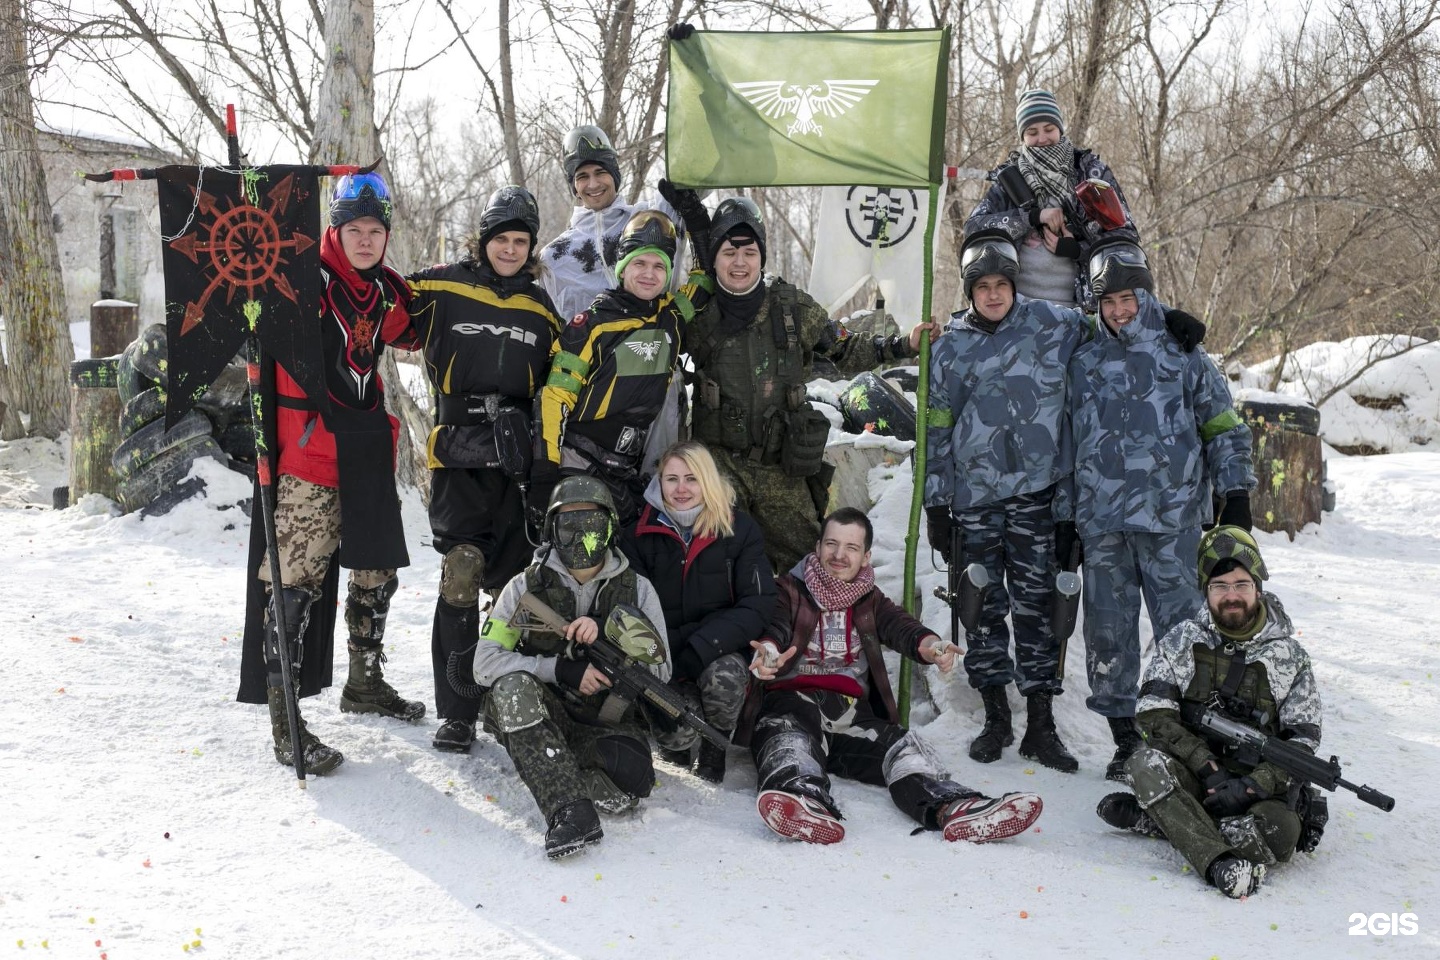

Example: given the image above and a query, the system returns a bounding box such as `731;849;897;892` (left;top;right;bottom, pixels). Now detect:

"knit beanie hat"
1016;89;1065;138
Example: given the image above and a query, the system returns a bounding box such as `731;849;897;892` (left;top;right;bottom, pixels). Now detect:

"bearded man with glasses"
1095;526;1323;900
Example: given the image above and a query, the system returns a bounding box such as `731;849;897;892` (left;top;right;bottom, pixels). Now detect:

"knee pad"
882;731;948;784
1127;746;1181;809
440;545;486;607
595;735;654;798
486;672;548;734
346;576;399;643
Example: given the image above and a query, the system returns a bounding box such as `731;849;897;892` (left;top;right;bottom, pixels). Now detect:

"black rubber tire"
216;420;258;461
1236;398;1320;436
111;409;213;479
879;365;919;394
118;386;168;436
115;347;154;403
837;370;917;442
129;323;169;387
116;435;224;513
70;357;120;390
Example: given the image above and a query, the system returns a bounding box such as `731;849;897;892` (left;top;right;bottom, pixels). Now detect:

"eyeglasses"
1207;580;1256;596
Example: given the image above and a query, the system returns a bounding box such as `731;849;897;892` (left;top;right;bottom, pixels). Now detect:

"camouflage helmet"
959;228;1019;302
544;475;619;531
330;172;393;230
1088;236;1154;299
709;196;767;265
478;185;541;247
562;124;622;196
1198;524;1269;589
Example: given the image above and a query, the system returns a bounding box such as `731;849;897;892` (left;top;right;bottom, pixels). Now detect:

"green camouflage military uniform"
690;278;915;573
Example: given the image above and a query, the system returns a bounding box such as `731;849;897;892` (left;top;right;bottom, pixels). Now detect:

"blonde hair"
657;441;736;539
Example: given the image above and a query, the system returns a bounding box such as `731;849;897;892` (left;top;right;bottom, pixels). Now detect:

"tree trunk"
309;0;428;494
497;0;525;186
1068;0;1116;147
0;0;75;438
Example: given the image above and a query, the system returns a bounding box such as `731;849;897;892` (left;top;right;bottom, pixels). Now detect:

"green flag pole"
898;180;941;726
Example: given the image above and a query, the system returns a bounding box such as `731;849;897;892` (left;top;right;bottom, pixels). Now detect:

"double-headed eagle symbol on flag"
733;80;879;138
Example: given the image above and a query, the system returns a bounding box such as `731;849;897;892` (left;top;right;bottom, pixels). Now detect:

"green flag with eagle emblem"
666;28;950;188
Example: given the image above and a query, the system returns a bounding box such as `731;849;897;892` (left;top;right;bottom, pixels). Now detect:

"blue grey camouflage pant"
956;488;1060;694
1081;529;1202;717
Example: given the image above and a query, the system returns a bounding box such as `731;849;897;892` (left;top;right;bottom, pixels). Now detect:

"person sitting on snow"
1096;526;1324;899
733;507;1044;845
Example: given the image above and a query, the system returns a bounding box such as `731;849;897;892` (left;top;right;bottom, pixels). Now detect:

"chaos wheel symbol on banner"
168;172;316;334
844;187;919;249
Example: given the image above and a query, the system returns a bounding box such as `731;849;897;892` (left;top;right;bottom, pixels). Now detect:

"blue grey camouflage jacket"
1136;592;1322;795
964;148;1139;310
925;295;1091;511
1054;291;1254;536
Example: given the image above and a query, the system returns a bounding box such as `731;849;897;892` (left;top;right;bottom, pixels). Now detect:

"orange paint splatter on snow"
560;895;568;903
68;636;84;642
1019;911;1029;919
142;858;151;867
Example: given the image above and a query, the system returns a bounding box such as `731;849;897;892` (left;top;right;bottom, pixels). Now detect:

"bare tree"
0;0;74;439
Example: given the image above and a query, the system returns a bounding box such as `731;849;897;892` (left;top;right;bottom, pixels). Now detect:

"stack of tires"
112;323;226;513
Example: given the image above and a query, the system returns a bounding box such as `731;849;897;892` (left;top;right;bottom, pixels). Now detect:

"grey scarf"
1017;137;1078;210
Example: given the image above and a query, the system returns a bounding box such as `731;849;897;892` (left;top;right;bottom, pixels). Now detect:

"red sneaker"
757;789;846;845
942;792;1043;843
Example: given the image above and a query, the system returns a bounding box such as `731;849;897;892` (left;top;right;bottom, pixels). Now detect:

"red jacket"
275;227;416;488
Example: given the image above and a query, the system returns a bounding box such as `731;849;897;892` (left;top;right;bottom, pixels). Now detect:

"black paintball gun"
1180;702;1395;812
516;593;728;748
932;525;989;645
1049;541;1082;681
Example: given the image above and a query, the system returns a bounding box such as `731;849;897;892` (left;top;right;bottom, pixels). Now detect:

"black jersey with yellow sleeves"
407;260;561;469
540;269;712;465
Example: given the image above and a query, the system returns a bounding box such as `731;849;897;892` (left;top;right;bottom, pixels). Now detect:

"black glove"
1053;236;1082;261
1218;492;1252;531
553;653;591;692
1203;775;1269;817
1163;307;1206;353
667;22;695;41
1199;759;1230;794
925;506;954;564
1054;520;1082;568
657;177;712;270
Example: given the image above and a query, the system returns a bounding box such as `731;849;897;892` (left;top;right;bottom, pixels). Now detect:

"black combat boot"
545;799;604;860
1096;792;1164;838
1208;855;1266;899
1018;690;1079;773
1106;716;1143;782
264;586;343;775
694;735;729;784
341;642;427;720
658;746;693;768
969;686;1014;763
433;718;477;753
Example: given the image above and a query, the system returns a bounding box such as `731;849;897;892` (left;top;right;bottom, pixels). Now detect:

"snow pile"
1234;336;1440;454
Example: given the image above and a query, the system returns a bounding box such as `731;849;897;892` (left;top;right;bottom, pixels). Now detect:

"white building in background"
36;124;177;331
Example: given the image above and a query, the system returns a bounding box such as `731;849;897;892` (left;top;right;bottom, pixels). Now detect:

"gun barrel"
1344;780;1396;812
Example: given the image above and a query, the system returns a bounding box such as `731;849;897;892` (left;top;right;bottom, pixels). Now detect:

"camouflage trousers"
653;652;750;752
1127;745;1302;876
256;474;395;635
712;447;824;576
1081;529;1202;717
481;671;652;821
955;488;1060;694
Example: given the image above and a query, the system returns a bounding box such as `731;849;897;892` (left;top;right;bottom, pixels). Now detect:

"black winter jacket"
620;504;776;680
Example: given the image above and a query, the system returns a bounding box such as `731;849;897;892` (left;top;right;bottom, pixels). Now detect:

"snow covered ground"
2;436;1437;959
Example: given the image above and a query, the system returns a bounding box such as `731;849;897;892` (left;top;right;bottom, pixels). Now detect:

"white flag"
807;170;967;329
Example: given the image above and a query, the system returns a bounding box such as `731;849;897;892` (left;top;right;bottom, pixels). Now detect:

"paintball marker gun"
1180;702;1395;812
932;524;989;644
1049;541;1082;681
516;593;728;748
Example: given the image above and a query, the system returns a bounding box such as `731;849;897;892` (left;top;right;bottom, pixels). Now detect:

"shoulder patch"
570;311;590;327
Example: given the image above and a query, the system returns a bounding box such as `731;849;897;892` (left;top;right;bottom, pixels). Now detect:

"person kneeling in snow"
474;476;670;860
1096;526;1323;899
733;507;1043;845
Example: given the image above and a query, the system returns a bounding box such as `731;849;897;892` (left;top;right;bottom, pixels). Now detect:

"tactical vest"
1183;640;1281;741
690;282;812;461
512;560;640;659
